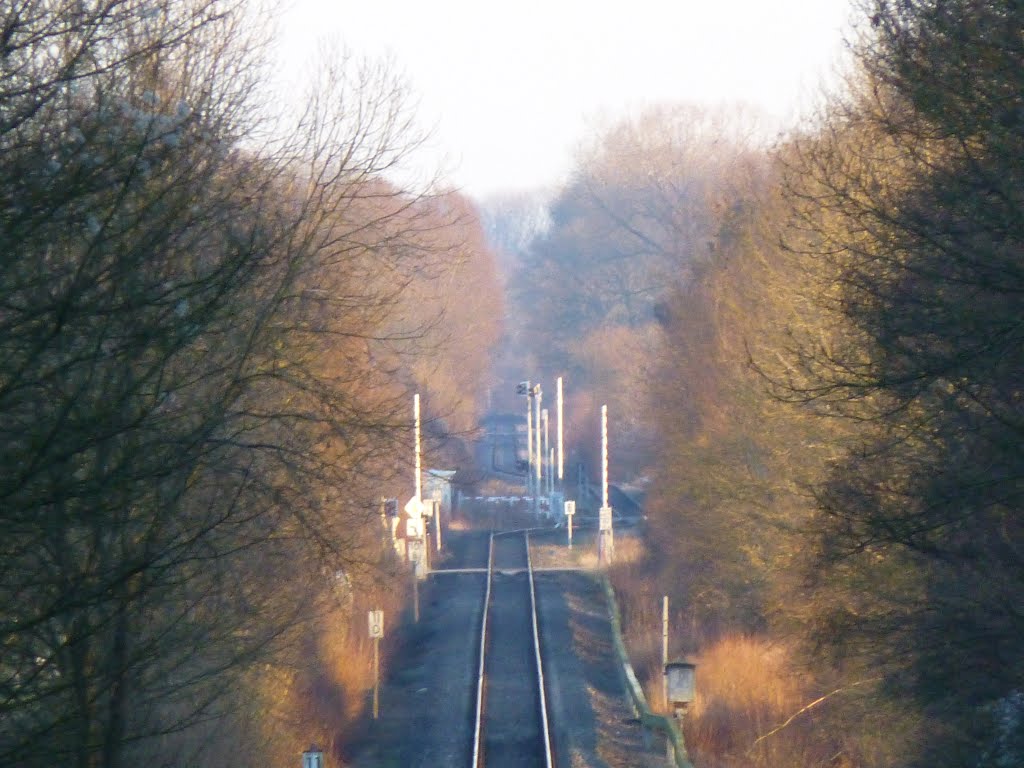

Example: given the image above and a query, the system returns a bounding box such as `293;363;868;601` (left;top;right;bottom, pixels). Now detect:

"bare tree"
0;3;468;766
775;2;1024;763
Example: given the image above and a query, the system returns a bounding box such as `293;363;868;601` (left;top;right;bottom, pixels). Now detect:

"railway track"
472;530;555;768
489;430;526;479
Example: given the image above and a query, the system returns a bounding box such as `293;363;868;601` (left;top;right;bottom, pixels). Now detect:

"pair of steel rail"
471;530;554;768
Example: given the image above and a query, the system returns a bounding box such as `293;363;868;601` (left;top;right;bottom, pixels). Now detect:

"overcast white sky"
270;0;857;199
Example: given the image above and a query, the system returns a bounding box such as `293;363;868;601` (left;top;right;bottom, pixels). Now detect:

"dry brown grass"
608;557;672;707
607;555;852;768
316;617;376;722
529;530;599;569
686;635;807;764
231;557;415;765
446;515;474;531
530;529;648;571
608;535;647;566
629;633;851;768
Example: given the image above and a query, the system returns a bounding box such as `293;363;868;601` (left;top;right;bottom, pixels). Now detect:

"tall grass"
685;635;831;767
609;542;853;768
216;553;415;765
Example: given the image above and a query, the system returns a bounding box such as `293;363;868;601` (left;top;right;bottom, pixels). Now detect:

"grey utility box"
302;745;324;768
665;662;697;712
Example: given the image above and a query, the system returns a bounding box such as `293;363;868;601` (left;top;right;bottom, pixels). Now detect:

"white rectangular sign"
599;506;613;531
406;517;424;538
368;610;384;639
408;538;426;568
564;500;576;516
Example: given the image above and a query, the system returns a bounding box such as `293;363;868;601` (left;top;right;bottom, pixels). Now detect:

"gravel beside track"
344;573;484;768
436;529;491;571
536;571;668;768
344;529;666;768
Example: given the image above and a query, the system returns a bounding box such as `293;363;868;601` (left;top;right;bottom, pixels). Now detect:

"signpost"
368;610;383;719
404;495;428;575
408;536;427;576
407;536;425;622
368;610;383;638
564;500;576;547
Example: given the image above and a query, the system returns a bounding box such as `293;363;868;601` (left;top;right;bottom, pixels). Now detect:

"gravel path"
436;529;491;571
343;573;484;768
343;530;667;768
537;571;668;768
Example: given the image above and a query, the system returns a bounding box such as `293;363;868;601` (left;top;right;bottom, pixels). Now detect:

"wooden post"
368;610;384;719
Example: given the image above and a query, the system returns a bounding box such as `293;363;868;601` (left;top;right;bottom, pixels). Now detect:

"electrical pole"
526;390;533;498
534;385;542;506
602;404;608;510
599;404;614;565
557;376;564;486
542;407;549;503
549;447;555;497
414;393;422;502
408;393;427;587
